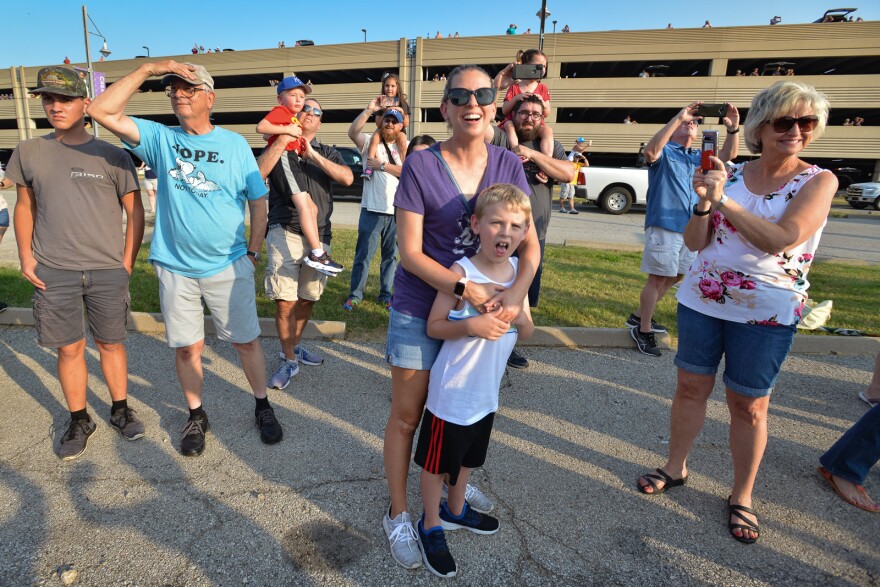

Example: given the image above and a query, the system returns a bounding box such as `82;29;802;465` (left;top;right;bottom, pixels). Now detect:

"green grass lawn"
2;228;877;340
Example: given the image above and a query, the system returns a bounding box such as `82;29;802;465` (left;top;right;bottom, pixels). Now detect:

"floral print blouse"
676;162;829;326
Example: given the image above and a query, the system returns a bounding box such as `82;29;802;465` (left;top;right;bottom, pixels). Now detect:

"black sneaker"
181;413;209;457
109;407;145;440
417;518;456;578
624;313;668;333
256;405;283;444
439;501;500;535
304;251;344;277
507;348;529;370
58;418;97;461
630;328;662;357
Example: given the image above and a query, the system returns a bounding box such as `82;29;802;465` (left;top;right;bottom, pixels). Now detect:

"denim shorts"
0;207;9;228
674;303;796;398
385;308;443;371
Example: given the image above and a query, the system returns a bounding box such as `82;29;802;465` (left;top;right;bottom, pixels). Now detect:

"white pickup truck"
845;182;880;211
574;166;648;215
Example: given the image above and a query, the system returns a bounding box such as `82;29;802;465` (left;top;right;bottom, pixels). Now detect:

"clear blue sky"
4;1;877;68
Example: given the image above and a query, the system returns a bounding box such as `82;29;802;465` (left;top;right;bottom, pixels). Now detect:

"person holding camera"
638;81;838;544
625;101;740;357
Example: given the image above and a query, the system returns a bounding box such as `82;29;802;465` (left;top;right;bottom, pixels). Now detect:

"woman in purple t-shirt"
380;65;540;568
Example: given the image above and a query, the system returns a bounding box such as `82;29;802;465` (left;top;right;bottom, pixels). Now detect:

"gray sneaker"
383;509;422;569
295;344;324;366
58;418;97;461
269;354;299;389
441;482;495;514
109;407;145;440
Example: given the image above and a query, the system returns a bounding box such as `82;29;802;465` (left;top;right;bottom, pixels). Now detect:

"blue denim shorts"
0;207;9;228
674;303;796;398
386;308;442;371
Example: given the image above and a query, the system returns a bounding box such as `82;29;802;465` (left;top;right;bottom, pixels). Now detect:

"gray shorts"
264;226;328;302
143;178;158;191
559;183;575;200
640;226;696;277
154;256;261;348
32;265;130;348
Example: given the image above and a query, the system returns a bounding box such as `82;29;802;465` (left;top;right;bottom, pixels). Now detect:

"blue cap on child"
276;75;312;95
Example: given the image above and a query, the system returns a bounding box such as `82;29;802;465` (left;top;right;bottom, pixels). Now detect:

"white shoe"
383;509;422;569
440;482;494;513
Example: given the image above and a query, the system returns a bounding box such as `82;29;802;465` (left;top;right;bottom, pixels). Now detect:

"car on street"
574;166;648;214
845;182;880;210
331;146;365;199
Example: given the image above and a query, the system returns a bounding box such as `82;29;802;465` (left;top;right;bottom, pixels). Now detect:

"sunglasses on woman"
445;87;497;106
765;115;819;133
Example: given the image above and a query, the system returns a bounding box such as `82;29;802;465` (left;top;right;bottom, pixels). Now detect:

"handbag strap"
426;144;473;214
380;139;398;166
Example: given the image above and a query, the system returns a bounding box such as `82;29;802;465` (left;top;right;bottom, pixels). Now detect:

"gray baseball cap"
161;63;215;91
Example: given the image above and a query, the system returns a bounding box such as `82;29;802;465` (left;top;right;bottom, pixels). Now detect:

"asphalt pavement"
1;326;878;586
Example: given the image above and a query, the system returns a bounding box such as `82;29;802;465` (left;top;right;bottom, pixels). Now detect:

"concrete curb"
2;307;876;354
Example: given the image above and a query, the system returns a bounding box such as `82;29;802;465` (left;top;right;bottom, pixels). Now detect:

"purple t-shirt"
392;143;530;319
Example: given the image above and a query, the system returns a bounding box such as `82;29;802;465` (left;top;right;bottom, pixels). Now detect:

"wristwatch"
453;278;468;300
717;193;729;208
380;162;386;172
247;250;261;261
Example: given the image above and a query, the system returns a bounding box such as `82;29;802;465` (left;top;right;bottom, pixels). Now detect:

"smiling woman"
379;64;541;571
637;80;838;546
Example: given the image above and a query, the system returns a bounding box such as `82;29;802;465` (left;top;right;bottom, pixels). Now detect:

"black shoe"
507;348;529;369
58;418;97;461
417;518;456;578
0;301;7;313
180;413;209;457
630;328;662;357
624;312;667;333
256;405;283;444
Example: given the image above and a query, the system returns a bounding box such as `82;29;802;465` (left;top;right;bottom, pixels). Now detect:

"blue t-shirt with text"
644;142;702;233
126;118;267;278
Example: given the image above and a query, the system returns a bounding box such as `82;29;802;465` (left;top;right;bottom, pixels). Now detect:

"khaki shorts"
154;256;261;348
264;226;328;302
640;226;696;277
32;265;130;348
143;178;158;191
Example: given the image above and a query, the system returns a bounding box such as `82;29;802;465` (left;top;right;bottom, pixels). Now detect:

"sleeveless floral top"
676;162;829;326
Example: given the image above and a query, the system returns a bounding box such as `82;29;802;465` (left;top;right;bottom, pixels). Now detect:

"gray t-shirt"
6;134;139;270
520;138;567;241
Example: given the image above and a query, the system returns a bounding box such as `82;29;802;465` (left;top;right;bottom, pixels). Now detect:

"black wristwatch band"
693;205;712;217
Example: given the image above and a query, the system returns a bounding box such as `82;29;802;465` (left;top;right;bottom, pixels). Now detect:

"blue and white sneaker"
417;518;456;578
439;501;499;535
268;353;299;389
295;344;324;366
440;482;494;513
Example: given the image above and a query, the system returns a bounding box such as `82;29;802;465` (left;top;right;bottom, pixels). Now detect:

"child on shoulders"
363;73;410;180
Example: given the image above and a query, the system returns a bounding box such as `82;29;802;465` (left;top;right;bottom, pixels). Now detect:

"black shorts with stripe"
413;409;495;486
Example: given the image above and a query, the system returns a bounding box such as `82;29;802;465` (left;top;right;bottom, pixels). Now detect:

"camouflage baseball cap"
31;66;89;98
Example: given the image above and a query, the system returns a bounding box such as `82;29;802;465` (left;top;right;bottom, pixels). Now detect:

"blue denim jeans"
819;404;880;485
348;209;397;304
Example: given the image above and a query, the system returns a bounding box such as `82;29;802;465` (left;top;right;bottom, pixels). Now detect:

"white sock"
311;248;324;257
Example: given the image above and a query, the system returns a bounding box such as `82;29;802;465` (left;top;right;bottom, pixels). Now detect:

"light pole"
143;46;150;58
553;20;557;34
536;2;550;52
82;4;110;137
362;28;367;43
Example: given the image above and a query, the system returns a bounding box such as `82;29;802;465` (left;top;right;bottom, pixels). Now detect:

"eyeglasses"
517;111;544;120
445;87;496;106
165;85;208;98
301;104;322;117
765;115;819;133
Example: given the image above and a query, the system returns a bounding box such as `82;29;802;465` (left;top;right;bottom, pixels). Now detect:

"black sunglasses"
766;115;819;133
445;87;496;106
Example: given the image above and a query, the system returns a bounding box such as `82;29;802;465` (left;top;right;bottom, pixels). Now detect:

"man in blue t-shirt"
89;60;284;456
627;102;740;357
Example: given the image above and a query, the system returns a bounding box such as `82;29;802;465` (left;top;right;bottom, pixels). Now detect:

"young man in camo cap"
6;66;145;460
